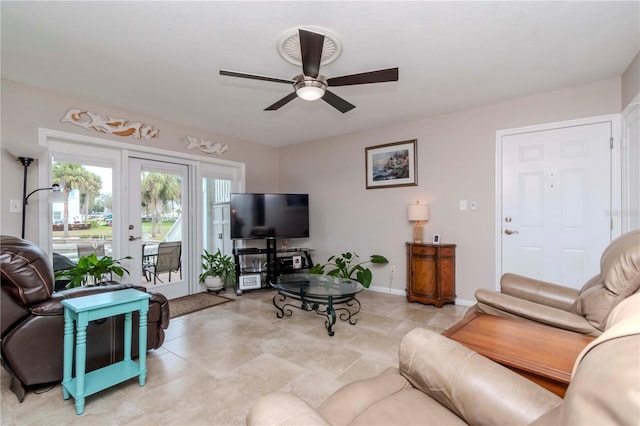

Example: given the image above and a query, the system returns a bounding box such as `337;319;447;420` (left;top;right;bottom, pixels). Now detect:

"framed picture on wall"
365;139;417;189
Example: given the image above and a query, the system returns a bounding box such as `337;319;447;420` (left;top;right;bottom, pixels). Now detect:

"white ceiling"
2;1;639;147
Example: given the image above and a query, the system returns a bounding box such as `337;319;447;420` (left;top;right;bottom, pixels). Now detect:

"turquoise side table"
61;289;151;415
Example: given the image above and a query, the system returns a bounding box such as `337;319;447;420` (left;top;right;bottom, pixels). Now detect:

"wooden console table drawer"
442;312;594;397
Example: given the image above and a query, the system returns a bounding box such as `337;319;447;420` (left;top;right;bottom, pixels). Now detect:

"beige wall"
278;78;622;302
622;52;640;109
0;79;279;241
0;76;627;302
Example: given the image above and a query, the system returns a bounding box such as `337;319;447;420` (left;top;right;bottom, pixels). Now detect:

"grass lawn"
53;221;175;241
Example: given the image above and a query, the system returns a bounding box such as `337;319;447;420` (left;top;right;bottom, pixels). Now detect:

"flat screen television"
230;193;309;240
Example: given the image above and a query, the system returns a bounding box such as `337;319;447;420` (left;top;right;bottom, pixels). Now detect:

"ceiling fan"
220;28;399;113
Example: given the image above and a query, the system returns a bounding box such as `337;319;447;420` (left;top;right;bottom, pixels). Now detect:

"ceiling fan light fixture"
294;76;327;101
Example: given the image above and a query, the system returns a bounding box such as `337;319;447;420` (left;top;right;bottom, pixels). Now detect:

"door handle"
504;229;519;235
129;235;141;241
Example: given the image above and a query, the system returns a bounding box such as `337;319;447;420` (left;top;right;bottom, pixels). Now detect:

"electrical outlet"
390;265;396;274
10;199;22;213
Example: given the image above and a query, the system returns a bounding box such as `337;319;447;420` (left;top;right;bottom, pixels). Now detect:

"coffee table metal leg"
338;297;361;325
325;295;336;336
272;292;292;318
272;290;361;336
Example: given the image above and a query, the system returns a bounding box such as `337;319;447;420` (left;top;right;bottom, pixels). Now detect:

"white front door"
127;156;190;299
500;121;613;289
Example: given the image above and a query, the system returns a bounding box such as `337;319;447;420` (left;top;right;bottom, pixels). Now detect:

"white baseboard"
368;285;475;307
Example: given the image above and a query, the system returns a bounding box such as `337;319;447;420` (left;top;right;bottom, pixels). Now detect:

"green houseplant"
54;254;131;289
199;249;236;291
309;252;389;288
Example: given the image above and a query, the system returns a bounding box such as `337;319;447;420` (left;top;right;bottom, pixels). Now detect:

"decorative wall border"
186;136;229;155
61;108;159;140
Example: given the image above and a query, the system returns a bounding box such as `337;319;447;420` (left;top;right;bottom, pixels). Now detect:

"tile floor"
1;289;468;425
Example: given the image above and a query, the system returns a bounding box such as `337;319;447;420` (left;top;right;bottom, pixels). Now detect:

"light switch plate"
459;200;468;211
470;201;478;211
10;199;22;213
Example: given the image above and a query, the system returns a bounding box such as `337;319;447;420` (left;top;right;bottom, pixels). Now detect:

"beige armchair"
247;293;640;425
468;230;640;336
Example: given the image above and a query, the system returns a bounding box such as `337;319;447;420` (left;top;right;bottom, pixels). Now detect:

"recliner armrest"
399;328;562;425
474;290;598;335
500;273;579;311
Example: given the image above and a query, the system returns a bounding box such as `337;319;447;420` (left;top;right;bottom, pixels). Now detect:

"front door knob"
504;229;519;235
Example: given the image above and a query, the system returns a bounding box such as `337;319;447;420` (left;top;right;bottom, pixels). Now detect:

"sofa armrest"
149;291;170;329
500;273;579;311
474;289;598;335
399;328;562;425
246;392;329;426
29;283;147;316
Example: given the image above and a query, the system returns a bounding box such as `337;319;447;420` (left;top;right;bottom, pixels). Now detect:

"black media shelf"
232;240;314;295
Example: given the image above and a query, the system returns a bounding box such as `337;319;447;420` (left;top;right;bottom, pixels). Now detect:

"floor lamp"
19;156;64;239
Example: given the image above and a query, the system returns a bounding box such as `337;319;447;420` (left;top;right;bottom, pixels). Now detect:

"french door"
41;129;244;298
127;156;191;299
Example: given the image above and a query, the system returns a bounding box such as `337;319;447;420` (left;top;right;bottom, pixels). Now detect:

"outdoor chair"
144;241;182;284
76;241;105;258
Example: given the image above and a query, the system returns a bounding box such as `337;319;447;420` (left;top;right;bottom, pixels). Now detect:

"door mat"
169;292;233;319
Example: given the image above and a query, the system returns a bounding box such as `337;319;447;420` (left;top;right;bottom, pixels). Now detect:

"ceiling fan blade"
299;29;324;78
264;92;298;111
220;69;292;85
322;90;356;113
327;67;399;87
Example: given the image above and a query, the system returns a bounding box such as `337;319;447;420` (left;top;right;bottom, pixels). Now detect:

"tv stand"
232;240;313;295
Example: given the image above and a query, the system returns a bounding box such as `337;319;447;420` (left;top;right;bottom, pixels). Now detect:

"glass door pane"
128;157;189;299
51;162;114;272
203;176;232;257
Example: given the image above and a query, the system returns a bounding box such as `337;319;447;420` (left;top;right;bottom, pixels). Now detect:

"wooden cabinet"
406;242;456;307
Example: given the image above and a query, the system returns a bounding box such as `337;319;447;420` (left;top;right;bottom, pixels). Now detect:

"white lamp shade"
408;203;429;221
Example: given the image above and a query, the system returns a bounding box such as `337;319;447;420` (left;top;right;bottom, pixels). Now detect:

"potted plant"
309;252;389;288
54;253;132;289
199;249;236;292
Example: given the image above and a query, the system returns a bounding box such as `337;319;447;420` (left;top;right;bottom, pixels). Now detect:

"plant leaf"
309;264;324;274
356;269;372;288
370;255;389;264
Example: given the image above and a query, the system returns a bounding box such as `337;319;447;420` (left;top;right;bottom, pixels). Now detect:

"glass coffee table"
271;274;363;336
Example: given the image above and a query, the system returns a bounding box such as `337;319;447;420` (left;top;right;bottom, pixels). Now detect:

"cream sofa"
468;230;640;336
247;293;640;425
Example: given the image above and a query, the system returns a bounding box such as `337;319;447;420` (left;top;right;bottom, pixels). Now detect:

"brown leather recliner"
247;292;640;425
467;230;640;336
1;235;170;401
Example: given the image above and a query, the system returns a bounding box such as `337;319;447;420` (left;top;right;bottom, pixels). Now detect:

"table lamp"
408;201;429;244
